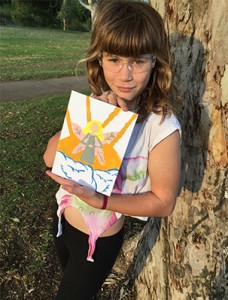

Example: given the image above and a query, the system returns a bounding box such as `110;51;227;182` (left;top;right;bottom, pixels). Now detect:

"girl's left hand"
93;92;129;111
46;170;103;208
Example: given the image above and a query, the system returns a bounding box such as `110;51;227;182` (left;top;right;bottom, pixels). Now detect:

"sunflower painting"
52;91;138;196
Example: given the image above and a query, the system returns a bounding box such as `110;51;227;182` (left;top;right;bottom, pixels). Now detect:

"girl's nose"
118;63;133;81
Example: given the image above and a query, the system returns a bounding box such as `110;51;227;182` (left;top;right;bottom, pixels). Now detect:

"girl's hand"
94;92;129;111
46;170;103;209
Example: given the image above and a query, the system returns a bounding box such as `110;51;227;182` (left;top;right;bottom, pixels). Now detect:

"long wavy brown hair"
81;0;175;122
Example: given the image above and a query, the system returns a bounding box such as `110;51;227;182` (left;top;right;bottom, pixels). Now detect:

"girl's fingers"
93;93;128;111
46;170;78;187
94;94;109;103
45;171;102;209
107;93;118;106
46;170;84;195
107;93;128;111
116;97;128;111
46;170;93;197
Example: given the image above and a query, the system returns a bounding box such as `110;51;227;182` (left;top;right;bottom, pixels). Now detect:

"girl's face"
101;52;153;110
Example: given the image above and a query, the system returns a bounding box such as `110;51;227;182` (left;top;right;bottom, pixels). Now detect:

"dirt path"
0;76;89;102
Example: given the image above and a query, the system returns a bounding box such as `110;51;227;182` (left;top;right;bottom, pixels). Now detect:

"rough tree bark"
118;1;227;299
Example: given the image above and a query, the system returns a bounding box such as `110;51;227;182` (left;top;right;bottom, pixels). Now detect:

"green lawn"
0;26;90;80
0;94;69;299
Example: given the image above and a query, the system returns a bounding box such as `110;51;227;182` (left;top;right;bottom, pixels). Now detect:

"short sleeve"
149;114;181;151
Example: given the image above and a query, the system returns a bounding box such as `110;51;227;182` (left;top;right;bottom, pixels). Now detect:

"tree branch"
78;0;91;11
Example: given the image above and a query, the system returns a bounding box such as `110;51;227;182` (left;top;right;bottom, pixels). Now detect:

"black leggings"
52;210;124;300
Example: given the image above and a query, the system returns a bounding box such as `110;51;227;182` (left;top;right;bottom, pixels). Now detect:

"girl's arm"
46;130;181;217
107;130;181;216
43;131;61;168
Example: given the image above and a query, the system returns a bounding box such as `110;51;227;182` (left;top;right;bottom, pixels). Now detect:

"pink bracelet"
101;195;108;209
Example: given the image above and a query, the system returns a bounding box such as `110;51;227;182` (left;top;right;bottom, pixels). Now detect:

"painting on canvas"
52;90;138;196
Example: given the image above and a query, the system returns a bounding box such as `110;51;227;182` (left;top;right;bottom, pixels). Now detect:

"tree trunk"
119;0;227;299
78;0;98;21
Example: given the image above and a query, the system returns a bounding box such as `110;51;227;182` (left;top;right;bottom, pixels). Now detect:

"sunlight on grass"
0;26;90;80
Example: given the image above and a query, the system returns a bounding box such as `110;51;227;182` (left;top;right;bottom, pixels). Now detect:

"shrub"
11;0;61;27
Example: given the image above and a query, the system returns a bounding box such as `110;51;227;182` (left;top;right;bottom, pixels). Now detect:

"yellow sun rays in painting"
57;95;137;171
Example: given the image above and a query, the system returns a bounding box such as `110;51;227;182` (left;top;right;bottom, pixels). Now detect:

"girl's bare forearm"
43;131;61;167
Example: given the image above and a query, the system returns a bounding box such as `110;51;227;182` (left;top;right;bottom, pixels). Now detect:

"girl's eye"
134;59;146;65
108;58;119;64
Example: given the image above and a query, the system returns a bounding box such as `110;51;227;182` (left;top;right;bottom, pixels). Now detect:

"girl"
43;1;181;299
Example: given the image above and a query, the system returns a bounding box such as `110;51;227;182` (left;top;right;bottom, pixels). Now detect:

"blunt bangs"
93;3;162;58
100;21;156;57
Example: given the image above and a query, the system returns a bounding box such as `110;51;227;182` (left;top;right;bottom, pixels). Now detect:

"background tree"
78;0;99;21
113;0;227;299
12;0;61;27
0;0;12;24
59;0;91;31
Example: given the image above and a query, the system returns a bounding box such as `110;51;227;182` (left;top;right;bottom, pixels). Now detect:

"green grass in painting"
0;26;90;80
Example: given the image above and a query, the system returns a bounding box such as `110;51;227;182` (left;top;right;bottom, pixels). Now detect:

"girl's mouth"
116;86;134;93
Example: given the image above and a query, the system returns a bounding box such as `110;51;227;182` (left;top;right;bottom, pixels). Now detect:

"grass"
0;26;90;80
0;94;69;299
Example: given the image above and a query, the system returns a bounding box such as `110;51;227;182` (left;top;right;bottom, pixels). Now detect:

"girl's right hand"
94;92;129;111
46;170;104;209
